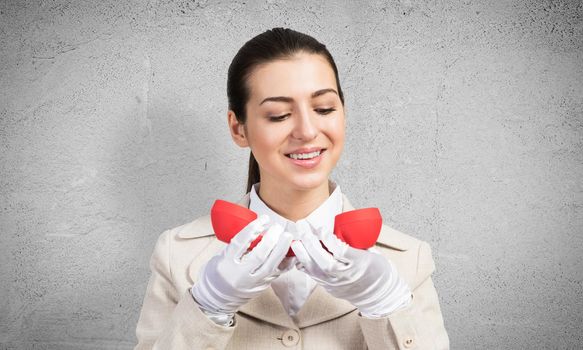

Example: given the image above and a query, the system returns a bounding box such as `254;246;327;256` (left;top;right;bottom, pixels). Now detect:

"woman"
134;27;449;350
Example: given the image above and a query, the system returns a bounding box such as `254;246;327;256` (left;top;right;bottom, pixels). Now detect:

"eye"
316;108;336;115
268;114;290;122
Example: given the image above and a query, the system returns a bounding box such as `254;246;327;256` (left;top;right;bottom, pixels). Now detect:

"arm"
133;229;236;350
358;241;450;350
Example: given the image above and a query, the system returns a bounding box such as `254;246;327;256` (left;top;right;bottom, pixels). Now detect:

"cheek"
324;117;345;141
252;127;288;154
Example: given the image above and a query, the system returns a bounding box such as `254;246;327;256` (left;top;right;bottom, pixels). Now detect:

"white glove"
191;214;295;319
291;223;412;318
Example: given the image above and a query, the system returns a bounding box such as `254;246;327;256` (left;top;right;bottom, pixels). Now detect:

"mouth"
285;148;327;160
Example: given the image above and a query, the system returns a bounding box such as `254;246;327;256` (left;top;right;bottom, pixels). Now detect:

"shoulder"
375;224;436;289
151;214;216;249
148;214;224;289
172;214;215;239
150;214;218;263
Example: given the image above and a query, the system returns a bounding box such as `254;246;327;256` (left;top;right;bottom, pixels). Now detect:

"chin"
287;173;330;191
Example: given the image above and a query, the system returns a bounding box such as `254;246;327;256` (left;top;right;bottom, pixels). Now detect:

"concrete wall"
1;0;581;348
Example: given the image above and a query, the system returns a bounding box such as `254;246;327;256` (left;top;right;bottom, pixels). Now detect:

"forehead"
246;53;337;101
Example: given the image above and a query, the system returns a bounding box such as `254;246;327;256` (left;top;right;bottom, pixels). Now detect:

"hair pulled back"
227;27;345;194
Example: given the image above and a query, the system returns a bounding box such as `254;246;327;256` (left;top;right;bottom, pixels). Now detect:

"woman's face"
232;52;345;192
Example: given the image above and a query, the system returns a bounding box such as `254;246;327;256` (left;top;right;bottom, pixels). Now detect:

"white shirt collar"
249;179;343;238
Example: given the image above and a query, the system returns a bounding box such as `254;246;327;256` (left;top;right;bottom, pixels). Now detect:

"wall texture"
1;0;581;349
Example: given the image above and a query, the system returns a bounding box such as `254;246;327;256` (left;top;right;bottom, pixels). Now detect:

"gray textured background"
1;0;582;349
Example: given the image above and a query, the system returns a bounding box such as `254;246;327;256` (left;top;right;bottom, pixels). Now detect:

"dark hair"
227;27;345;194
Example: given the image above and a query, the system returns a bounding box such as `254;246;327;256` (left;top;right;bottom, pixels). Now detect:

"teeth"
289;150;321;160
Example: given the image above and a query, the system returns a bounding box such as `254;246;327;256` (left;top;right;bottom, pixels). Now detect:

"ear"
227;110;249;148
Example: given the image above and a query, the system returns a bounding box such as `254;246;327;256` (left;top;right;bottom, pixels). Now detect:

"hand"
192;214;295;315
291;223;412;317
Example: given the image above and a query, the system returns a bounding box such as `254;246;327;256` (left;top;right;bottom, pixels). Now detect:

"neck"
257;177;331;222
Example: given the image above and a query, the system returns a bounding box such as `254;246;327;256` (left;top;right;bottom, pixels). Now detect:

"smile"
287;150;322;159
285;149;326;169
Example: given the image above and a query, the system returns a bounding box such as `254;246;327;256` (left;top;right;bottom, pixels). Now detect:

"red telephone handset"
210;199;382;257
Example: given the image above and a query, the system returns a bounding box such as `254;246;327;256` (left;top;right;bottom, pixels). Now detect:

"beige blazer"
134;192;449;350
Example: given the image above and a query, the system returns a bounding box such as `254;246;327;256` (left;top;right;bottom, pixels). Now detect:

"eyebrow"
259;88;338;105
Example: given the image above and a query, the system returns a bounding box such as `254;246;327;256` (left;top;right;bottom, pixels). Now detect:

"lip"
285;147;326;155
286;149;326;169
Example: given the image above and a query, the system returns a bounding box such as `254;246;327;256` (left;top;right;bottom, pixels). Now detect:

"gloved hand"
191;214;295;318
291;223;412;318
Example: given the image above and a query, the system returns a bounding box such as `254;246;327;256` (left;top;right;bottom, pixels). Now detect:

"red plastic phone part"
334;208;382;249
210;199;382;257
210;200;258;243
211;200;294;256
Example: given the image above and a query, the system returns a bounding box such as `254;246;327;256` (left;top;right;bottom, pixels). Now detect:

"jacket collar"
181;191;417;329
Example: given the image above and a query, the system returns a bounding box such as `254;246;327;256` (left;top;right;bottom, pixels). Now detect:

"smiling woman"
133;27;449;350
228;52;346;196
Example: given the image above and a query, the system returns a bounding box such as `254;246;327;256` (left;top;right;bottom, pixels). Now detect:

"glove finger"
277;256;297;273
317;228;351;265
292;238;334;280
243;223;283;268
228;214;270;258
290;240;318;275
300;231;337;274
316;227;344;253
252;232;293;278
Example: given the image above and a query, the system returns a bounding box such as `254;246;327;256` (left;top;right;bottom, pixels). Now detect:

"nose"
291;107;318;141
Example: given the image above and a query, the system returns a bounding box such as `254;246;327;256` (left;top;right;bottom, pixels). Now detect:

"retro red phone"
210;199;382;257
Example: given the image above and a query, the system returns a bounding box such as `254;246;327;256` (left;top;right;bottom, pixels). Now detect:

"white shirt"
249;179;343;319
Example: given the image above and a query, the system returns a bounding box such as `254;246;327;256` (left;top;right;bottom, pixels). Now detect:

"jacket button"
404;337;414;348
281;329;300;347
